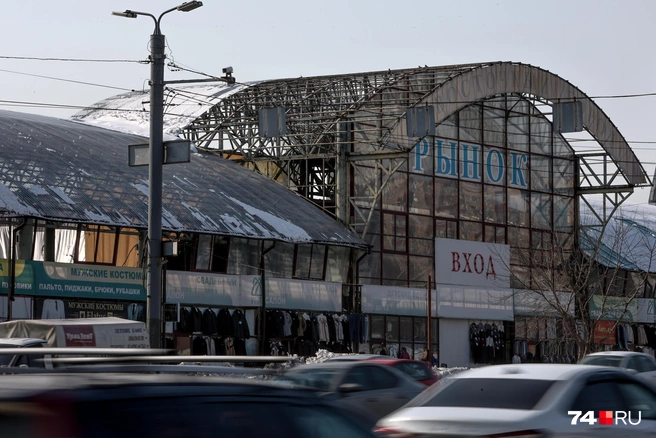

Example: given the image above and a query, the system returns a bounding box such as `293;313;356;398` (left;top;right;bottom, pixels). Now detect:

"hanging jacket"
201;308;218;335
191;307;203;332
232;309;250;339
217;308;234;337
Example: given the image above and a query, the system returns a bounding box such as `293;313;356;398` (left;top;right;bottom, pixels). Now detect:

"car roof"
0;338;47;347
0;372;319;401
451;364;612;381
584;351;646;357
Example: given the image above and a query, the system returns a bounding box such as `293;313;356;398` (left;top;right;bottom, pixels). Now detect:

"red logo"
599;411;613;425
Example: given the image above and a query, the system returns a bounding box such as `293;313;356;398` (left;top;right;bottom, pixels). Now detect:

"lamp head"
112;10;138;18
177;1;203;12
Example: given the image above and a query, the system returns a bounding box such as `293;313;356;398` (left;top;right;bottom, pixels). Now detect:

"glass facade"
356;95;577;290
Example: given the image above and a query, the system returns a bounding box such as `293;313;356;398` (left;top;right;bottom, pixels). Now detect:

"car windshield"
285;369;341;391
409;378;555;410
0;344;18;366
394;362;432;381
579;356;624;367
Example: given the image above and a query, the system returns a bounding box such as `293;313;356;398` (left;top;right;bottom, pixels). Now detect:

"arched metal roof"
73;61;647;186
0;110;366;249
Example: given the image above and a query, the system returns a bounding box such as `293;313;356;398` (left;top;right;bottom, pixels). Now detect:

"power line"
0;68;135;92
0;55;146;63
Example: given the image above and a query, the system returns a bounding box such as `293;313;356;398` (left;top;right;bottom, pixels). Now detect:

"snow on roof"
71;82;255;137
0;110;366;249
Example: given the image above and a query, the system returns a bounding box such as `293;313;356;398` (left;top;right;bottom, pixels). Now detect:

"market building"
2;61;655;364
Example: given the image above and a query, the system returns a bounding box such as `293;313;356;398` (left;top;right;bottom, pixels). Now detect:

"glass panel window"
325;246;349;283
483;108;506;148
531;193;552;230
508;189;530;226
484;185;506;223
382;171;407;212
459;181;482;221
195;234;212;270
264;242;294;278
409;255;433;283
409;214;432;238
409;173;433;215
309;245;327;279
414;318;427;342
358;252;380;282
553;134;572;157
530;155;552;192
554;196;574;232
409;239;433;256
554;159;575;196
459;105;482;143
227;238;260;275
435;219;457;239
435;114;458;139
530;116;552;155
382;213;407;252
382;253;408;283
460;221;482;242
507;114;529;152
435;178;458;218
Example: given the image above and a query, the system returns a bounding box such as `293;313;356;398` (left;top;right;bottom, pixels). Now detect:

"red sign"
62;325;96;347
593;320;617;345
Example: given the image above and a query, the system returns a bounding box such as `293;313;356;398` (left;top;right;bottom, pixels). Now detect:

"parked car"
580;351;656;384
324;354;390;362
0;338;49;368
0;371;377;438
375;363;656;437
281;361;426;425
364;358;439;386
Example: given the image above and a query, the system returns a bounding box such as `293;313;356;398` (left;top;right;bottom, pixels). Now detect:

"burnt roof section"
0;110;366;249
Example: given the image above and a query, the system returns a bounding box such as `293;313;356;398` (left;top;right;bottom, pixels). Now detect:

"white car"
580;351;656;384
375;364;656;437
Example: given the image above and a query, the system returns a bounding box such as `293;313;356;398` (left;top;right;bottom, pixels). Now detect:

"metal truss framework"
179;63;650;241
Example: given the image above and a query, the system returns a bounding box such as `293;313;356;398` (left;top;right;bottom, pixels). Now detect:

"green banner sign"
0;259;35;294
589;295;637;322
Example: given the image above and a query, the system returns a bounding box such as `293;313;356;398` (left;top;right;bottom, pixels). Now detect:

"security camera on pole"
113;1;233;348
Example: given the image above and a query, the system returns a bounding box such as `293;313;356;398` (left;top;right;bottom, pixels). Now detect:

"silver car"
375;364;656;437
580;351;656;384
282;361;426;425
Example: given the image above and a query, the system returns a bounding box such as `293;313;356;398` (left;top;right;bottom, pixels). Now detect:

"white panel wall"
438;319;470;368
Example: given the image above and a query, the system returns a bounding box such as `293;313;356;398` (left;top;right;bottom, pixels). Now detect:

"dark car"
364;358;440;386
281;361;426;425
0;372;377;438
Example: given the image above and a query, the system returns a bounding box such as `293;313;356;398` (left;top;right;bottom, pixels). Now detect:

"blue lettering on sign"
461;144;480;180
411;138;527;188
413;139;430;172
435;139;457;176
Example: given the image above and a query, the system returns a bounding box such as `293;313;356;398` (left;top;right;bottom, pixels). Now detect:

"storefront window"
400;317;413;342
385;316;399;342
371;315;385;339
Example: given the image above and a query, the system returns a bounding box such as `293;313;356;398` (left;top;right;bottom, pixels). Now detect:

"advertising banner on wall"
593;320;618;345
513;290;574;317
435;238;510;289
33;262;145;301
34;298;145;321
637;298;656;323
360;285;437;317
589;295;637;322
0;259;34;294
246;276;342;312
166;271;241;307
437;285;514;320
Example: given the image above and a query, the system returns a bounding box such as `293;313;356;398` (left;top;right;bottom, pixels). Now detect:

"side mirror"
625;368;639;375
338;383;365;394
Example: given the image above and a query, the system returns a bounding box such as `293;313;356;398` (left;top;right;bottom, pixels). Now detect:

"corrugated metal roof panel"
0;110;366;249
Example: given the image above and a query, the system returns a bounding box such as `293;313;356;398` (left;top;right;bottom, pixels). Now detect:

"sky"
2;0;656;205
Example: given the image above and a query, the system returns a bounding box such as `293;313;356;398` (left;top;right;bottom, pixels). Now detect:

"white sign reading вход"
435;238;510;288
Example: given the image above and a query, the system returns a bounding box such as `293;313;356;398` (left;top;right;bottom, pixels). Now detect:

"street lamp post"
113;1;203;348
